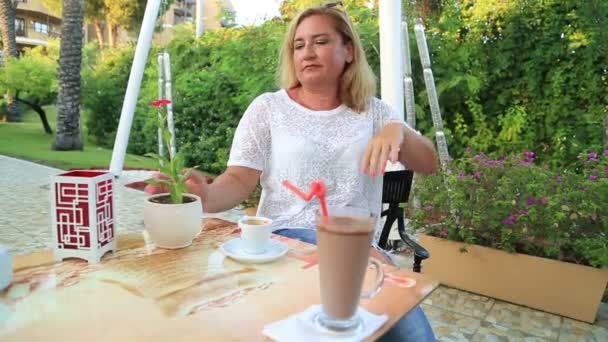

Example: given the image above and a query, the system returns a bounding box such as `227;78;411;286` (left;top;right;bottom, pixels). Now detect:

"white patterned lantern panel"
51;170;116;263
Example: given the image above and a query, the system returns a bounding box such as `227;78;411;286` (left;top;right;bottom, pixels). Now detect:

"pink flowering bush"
411;149;608;268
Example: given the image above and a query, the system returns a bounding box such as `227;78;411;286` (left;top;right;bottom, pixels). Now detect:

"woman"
147;3;437;341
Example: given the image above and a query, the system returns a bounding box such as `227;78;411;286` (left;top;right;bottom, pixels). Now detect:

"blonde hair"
277;4;377;112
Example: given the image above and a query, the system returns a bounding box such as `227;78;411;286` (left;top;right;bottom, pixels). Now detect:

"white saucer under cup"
220;238;289;264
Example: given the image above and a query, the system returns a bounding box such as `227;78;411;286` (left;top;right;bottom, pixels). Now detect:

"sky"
230;0;282;26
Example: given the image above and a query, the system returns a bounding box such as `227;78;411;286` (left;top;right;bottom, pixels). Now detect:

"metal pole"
402;19;416;129
401;15;421;212
162;52;176;158
109;0;162;177
157;53;165;161
196;0;204;38
414;18;450;167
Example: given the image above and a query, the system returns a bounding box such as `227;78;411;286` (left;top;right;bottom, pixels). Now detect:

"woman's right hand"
144;169;212;202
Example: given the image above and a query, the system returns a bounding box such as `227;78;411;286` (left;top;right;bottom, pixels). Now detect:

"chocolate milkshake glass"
314;206;384;334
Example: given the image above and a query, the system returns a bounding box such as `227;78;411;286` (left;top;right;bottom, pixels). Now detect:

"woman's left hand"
360;122;404;177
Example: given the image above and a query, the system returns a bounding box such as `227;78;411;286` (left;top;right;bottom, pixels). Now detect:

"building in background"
13;0;235;52
154;0;235;44
15;0;61;51
17;0;126;50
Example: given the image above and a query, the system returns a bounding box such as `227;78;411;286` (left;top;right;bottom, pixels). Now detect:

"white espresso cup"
238;216;273;254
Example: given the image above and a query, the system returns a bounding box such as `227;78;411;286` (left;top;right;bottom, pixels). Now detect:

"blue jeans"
273;228;436;341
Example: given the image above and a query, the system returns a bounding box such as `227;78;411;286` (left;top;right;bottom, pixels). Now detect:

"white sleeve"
227;95;271;171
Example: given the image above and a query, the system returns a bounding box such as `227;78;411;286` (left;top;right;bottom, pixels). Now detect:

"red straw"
312;181;329;218
282;180;329;218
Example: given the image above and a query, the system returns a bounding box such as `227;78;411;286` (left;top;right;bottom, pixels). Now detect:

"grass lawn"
0;105;158;170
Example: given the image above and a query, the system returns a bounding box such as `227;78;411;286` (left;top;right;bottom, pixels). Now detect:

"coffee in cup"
241;218;270;226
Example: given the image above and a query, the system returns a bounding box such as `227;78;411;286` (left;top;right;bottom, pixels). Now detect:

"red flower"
150;99;172;107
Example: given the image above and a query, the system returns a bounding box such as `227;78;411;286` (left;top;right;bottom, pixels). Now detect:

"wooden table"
0;219;438;341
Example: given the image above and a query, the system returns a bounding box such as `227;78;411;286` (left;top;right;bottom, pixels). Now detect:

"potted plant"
143;99;202;249
410;149;608;322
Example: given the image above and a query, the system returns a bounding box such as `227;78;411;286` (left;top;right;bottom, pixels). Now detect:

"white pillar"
109;0;162;177
196;0;204;38
379;0;404;120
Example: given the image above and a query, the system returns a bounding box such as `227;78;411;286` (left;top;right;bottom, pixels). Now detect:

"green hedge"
82;47;135;147
413;0;608;165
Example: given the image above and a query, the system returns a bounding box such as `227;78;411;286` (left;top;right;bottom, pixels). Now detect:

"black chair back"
382;169;414;204
379;169;429;272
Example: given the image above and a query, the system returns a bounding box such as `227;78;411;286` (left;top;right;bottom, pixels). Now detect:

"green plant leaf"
170;186;182;204
159;162;173;180
163;130;173;152
143;178;171;187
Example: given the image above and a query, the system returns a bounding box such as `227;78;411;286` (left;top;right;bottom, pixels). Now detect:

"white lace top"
228;89;409;233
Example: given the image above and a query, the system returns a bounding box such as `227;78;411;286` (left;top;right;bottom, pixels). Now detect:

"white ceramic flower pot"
143;193;202;249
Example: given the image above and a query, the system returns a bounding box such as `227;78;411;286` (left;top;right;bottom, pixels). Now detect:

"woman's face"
293;14;353;88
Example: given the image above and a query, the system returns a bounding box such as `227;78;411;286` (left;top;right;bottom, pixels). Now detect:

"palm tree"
0;0;21;122
52;0;84;151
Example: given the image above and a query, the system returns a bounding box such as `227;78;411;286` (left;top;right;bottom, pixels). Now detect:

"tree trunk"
112;24;118;47
0;0;17;59
3;93;20;121
0;0;21;122
94;19;104;47
107;22;117;48
52;0;84;151
15;92;53;134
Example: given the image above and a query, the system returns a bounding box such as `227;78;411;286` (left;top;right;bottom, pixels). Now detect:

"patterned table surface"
0;219;438;341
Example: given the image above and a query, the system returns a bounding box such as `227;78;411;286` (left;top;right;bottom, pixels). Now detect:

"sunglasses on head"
324;1;344;10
